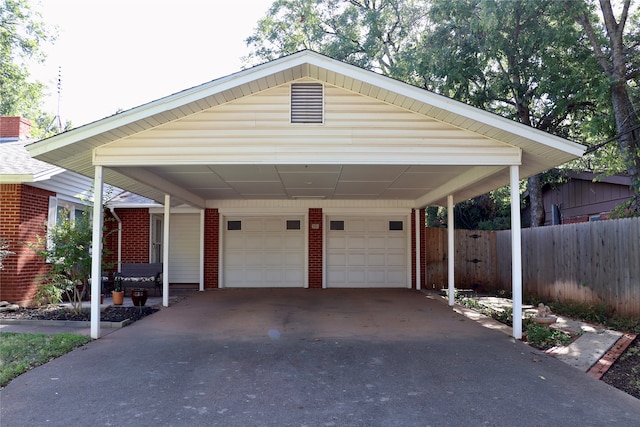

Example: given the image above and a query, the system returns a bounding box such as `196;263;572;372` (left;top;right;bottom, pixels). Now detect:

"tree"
417;0;603;226
244;0;428;83
0;0;56;132
246;1;608;228
30;206;112;313
575;0;640;214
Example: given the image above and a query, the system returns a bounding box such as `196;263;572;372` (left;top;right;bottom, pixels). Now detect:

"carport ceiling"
117;164;468;200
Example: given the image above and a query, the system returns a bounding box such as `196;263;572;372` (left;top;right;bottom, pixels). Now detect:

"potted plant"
112;274;124;305
131;288;148;307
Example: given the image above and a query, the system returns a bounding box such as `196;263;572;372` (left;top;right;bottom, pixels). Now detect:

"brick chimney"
0;116;32;142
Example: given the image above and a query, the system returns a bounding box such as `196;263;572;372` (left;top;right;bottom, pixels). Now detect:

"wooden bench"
116;263;163;296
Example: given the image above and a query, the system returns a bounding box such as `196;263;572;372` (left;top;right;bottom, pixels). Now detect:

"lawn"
0;332;91;387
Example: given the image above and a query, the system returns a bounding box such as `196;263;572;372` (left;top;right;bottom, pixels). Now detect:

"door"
223;216;305;287
151;214;163;263
326;216;407;288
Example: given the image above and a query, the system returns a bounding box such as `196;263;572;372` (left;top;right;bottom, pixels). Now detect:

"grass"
0;332;91;387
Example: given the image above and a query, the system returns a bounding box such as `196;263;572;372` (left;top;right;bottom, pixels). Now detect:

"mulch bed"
0;305;158;323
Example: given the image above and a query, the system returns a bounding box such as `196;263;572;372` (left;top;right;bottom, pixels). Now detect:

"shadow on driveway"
1;289;639;426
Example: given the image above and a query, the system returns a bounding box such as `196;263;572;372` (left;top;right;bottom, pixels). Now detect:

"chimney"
0;116;32;142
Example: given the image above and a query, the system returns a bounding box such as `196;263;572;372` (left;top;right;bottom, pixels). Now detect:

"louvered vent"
291;83;323;124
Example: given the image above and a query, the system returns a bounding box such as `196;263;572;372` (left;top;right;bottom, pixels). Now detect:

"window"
330;220;344;231
46;196;89;252
389;221;403;231
291;83;323;124
227;220;242;231
286;220;301;230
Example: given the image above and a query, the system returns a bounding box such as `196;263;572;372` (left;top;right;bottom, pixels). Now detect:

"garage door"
223;216;305;287
327;216;407;288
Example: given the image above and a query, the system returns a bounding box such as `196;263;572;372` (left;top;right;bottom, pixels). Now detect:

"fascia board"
0;174;33;183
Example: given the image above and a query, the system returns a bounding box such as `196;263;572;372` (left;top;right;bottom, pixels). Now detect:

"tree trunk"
528;174;545;227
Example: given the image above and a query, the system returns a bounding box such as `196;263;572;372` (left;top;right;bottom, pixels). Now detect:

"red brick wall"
308;208;323;288
117;209;150;262
204;209;219;288
0;184;53;305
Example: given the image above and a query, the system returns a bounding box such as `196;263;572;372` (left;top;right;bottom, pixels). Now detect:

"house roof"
27;50;585;209
0;140;63;183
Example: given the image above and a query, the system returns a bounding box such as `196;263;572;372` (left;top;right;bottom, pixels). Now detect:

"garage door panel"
224;216;305;288
327;216;407;288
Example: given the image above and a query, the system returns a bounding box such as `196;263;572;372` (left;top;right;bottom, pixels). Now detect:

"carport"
26;50;585;339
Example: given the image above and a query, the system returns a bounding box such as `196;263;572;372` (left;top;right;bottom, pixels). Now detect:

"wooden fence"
425;217;640;317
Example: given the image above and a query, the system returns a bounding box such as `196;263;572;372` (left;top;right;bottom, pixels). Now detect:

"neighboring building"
26;51;584;298
0;117;92;304
0;117;157;305
523;170;633;226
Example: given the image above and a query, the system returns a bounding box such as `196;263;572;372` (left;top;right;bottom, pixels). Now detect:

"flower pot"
112;291;125;306
131;289;148;307
91;294;104;304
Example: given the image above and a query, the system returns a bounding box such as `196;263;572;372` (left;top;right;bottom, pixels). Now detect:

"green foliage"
33;282;64;306
30;208;93;313
0;332;90;387
0;0;57;124
523;320;573;350
0;238;13;270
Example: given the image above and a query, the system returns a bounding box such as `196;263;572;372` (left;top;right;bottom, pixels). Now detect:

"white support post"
199;209;205;292
163;195;170;307
510;165;523;339
90;165;104;339
415;209;421;290
447;195;455;306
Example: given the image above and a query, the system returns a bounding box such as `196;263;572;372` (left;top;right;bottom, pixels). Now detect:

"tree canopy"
245;0;640;222
0;0;56;135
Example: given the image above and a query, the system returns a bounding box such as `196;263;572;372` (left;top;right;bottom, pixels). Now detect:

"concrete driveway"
1;289;639;426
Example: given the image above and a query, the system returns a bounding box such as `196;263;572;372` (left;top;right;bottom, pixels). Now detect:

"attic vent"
291;83;323;124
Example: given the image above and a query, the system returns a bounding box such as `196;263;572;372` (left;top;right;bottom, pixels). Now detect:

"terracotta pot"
112;291;125;306
131;289;148;307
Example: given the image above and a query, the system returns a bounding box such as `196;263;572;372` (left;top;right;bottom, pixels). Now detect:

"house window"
47;196;88;250
291;83;323;124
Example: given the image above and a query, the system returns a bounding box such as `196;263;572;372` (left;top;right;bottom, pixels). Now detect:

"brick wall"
204;209;219;288
116;209;150;262
308;208;323;288
0;184;53;305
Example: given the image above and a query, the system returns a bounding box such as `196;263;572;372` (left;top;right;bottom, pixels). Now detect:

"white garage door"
223;216;305;287
327;216;407;288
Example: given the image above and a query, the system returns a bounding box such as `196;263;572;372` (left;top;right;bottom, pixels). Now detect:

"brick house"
0;117;160;305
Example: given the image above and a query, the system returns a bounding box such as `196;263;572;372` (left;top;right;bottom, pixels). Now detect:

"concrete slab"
549;329;624;372
1;289;639;427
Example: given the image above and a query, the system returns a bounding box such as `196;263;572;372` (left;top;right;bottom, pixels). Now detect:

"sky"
33;0;274;127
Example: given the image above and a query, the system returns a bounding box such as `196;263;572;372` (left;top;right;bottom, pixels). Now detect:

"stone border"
0;318;131;329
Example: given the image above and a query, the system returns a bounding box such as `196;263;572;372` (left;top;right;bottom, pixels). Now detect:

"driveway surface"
1;289;639;426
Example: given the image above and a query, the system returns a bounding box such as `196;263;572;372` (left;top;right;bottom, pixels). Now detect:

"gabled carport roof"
27;50;585;209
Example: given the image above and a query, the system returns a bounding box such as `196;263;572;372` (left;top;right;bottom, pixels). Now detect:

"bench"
116;263;163;296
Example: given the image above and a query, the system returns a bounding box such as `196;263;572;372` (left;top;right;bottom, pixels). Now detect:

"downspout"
109;207;122;273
